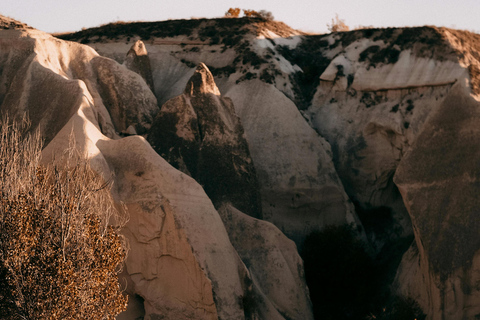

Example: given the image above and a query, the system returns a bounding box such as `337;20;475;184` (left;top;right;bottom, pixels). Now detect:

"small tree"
243;9;259;17
258;10;274;21
0;119;128;320
225;8;241;18
327;13;350;32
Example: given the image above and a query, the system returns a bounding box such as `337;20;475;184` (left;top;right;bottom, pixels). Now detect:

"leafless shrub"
0;117;128;320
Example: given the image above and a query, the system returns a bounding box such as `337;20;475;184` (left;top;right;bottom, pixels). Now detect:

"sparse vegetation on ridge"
0;119;128;320
327;14;349;32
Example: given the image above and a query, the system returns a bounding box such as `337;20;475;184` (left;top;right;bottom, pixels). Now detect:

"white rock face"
306;28;472;252
224;79;358;245
0;28;158;141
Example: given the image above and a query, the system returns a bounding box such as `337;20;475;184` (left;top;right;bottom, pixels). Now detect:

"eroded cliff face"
302;27;480;319
66;18;360;246
393;83;480;319
0;17;313;320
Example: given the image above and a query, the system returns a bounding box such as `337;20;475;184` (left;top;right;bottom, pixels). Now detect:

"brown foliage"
225;8;241;18
242;9;274;20
0;119;128;319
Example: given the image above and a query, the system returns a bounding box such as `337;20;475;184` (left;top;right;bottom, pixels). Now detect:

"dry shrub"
0;118;128;320
225;8;241;18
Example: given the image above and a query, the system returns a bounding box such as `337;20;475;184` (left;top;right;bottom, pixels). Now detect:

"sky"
2;0;480;34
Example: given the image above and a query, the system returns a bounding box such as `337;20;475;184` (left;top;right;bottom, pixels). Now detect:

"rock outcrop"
0;26;158;143
148;63;262;218
124;40;155;92
225;80;358;245
393;83;480;319
304;28;468;252
218;203;313;320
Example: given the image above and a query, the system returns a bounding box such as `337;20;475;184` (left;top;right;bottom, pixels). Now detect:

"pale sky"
2;0;479;34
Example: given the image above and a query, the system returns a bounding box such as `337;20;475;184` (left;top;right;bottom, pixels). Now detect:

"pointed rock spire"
124;40;155;91
184;63;221;96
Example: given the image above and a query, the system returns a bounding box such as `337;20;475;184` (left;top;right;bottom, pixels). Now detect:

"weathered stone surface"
218;203;314;320
62;19;361;247
11;16;480;320
393;83;480;319
0;27;158;142
305;28;470;253
225;79;358;246
148;63;262;218
92;55;158;135
124;40;155;92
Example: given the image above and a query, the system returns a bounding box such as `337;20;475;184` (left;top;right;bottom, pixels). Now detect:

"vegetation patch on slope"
440;28;480;95
0;15;32;30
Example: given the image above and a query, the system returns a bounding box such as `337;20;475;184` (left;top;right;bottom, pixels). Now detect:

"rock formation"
62;19;364;246
3;12;480;320
124;40;155;92
218;203;313;320
148;63;262;218
0;16;314;320
393;83;480;319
